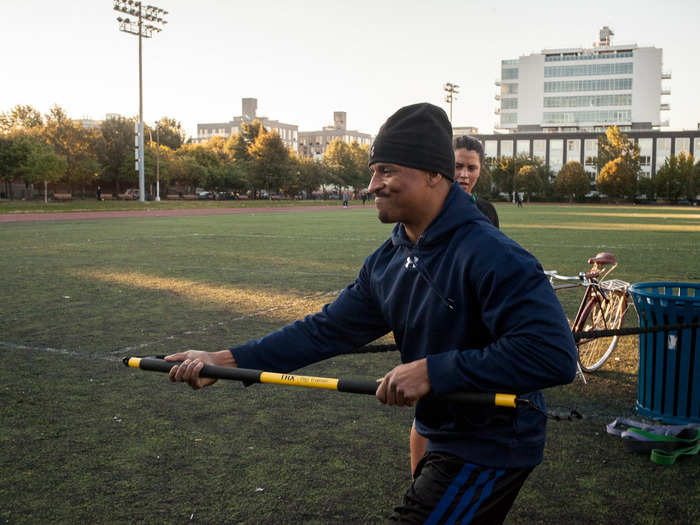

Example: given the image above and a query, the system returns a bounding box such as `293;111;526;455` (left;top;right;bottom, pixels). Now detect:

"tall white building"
496;27;671;132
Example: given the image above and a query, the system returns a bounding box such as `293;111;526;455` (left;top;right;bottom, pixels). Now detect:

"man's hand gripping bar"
123;356;518;408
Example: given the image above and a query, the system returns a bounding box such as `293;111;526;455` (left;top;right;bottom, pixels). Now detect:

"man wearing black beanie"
165;103;577;524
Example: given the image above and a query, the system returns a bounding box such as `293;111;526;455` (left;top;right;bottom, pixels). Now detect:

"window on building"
544;62;633;78
675;137;690;154
656;138;671;171
500;140;514;158
637;138;652;174
533;140;546;161
543;78;632;93
517;140;530;156
501;98;518;109
501;113;517;125
545;50;633;62
584;139;598;174
542;110;631;125
543;94;632;108
567;139;581;164
549;140;564;173
501;83;519;96
485;140;497;160
502;68;519;80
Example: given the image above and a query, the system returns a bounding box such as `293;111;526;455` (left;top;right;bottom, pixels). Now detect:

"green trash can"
629;282;700;424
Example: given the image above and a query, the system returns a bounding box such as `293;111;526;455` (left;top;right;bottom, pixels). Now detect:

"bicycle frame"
547;257;630;376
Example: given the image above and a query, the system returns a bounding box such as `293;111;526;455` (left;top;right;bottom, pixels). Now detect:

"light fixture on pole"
444;82;459;124
114;0;168;203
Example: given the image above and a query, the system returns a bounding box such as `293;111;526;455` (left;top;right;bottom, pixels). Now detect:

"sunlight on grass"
536;211;700;220
503;222;700;232
73;269;339;322
230;252;360;275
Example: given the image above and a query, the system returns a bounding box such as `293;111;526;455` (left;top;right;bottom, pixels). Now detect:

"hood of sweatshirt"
390;183;491;251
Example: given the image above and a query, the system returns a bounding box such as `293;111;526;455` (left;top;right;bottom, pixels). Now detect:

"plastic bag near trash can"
629;282;700;424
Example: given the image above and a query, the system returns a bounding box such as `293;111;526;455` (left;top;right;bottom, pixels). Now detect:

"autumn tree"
323;140;355;190
514;165;542;202
472;164;494;199
96;116;135;194
597;157;637;200
154;117;186;150
555;161;590;202
21;136;68;202
248;130;291;197
347;141;371;191
654;152;694;201
0;134;32;199
596;126;641;179
0;104;44;134
490;153;531;197
691;160;700;202
295;156;325;198
143;142;173;195
44;105;98;195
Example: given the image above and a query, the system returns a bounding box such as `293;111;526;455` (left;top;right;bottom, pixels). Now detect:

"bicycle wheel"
575;288;629;372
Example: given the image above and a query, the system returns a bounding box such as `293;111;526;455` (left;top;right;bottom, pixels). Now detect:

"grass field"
0;198;349;214
1;203;699;524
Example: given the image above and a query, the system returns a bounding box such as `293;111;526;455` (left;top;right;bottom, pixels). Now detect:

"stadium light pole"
113;0;168;203
444;82;459;124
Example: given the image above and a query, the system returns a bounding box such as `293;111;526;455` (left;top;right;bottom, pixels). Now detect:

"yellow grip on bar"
260;372;339;390
127;357;142;368
494;393;517;408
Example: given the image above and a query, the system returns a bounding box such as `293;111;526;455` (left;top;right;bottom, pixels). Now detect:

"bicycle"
545;252;632;373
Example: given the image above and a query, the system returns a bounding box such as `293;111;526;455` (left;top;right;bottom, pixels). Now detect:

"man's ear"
425;171;448;188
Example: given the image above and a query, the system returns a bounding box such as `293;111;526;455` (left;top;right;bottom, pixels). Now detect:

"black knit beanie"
368;103;454;181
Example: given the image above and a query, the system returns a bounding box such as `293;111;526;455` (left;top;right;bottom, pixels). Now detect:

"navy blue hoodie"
231;184;577;469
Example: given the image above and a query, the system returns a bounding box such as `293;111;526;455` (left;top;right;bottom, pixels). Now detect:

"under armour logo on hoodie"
405;256;419;270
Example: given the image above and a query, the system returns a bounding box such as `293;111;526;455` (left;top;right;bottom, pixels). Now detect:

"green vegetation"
0;104;370;201
1;204;699;524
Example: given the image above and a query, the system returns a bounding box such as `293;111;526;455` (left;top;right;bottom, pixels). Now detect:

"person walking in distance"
165;103;577;524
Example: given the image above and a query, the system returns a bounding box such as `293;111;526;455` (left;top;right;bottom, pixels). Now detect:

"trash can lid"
629;282;700;305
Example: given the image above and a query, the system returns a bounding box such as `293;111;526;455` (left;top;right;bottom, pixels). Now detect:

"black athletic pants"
388;452;533;524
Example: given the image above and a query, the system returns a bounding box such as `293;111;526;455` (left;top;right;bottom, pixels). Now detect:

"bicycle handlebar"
546;271;587;282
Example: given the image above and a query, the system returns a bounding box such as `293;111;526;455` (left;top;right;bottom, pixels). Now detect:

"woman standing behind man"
409;134;500;476
453;135;499;228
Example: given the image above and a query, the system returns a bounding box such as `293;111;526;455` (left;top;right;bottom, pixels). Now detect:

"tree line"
0;104;371;200
2;105;698;203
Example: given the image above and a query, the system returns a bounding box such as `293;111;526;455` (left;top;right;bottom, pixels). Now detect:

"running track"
0;204;368;223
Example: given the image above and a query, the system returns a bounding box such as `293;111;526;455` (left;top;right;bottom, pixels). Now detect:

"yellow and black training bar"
123;355;520;408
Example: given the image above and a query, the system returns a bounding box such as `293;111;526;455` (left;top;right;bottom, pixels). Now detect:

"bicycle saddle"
588;252;616;265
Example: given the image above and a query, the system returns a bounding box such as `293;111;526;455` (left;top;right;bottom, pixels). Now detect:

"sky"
2;0;699;140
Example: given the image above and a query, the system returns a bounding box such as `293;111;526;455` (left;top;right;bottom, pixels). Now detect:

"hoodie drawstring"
405;255;456;311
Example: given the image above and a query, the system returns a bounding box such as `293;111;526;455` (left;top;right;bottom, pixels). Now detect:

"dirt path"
0;205;369;223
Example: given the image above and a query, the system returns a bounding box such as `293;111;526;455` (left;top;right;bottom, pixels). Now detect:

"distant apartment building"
76;113;124;130
298;112;372;159
196;98;298;149
496;27;671;133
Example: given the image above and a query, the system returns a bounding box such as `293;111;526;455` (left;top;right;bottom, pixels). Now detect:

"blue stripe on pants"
424;463;477;525
453;469;504;524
